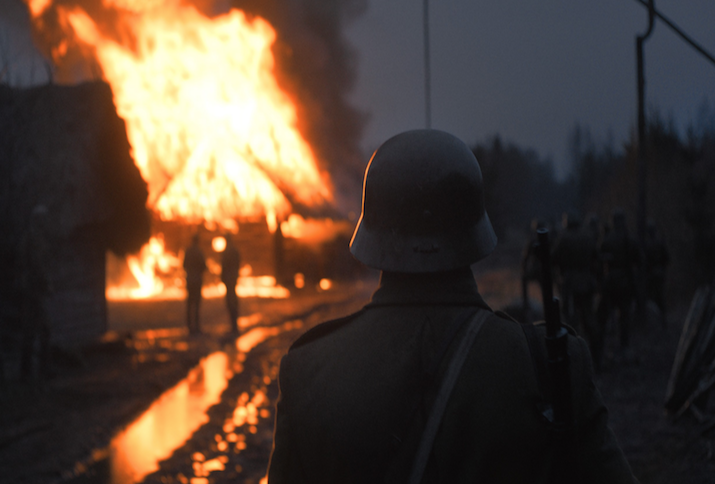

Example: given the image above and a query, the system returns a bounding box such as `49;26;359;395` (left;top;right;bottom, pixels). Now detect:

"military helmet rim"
349;129;497;272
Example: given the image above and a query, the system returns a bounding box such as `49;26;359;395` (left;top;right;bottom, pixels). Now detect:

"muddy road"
0;280;376;484
1;262;714;483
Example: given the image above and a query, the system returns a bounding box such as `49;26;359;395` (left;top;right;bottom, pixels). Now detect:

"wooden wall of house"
234;221;276;277
47;226;107;349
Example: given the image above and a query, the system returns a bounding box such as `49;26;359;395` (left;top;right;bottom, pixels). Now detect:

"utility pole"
632;0;715;325
633;0;715;242
423;0;431;129
636;0;655;244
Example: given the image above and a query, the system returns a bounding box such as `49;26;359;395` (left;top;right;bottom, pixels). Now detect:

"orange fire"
27;0;52;17
106;235;184;300
27;1;337;300
51;1;332;227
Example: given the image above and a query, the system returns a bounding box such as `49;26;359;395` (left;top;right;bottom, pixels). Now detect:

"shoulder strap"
289;309;365;351
408;310;491;484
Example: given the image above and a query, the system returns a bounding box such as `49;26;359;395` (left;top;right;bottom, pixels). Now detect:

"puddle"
109;352;230;484
71;317;302;483
236;319;302;353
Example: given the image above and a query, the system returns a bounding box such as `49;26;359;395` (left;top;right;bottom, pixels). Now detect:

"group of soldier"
183;233;241;335
522;209;670;370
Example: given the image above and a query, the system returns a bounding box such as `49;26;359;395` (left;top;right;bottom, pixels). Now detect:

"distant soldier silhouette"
598;209;641;351
520;218;546;323
183;234;206;334
585;213;602;245
221;233;241;334
274;221;288;287
551;211;601;367
643;221;669;325
267;130;636;483
18;204;53;380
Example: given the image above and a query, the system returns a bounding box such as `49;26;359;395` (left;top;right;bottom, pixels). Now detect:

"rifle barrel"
536;229;558;337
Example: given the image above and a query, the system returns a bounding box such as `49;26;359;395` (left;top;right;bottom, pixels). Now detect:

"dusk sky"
345;0;715;176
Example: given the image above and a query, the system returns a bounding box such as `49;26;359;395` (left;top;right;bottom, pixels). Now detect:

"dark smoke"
231;0;368;216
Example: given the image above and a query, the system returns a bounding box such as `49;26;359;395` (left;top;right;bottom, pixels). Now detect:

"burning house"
2;0;367;344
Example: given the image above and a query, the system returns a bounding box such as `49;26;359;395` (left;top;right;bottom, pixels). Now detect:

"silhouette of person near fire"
221;233;241;334
183;234;206;335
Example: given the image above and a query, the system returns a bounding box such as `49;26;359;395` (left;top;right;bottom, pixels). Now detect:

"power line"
634;0;715;67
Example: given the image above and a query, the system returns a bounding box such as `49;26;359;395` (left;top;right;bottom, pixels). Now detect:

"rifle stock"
535;228;574;442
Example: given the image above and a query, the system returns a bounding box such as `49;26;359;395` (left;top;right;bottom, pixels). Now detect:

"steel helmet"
350;129;497;272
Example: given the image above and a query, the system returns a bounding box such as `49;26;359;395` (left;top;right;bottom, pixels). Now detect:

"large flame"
27;1;337;300
52;1;331;227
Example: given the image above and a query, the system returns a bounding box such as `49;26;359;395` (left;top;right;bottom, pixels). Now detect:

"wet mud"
0;281;375;484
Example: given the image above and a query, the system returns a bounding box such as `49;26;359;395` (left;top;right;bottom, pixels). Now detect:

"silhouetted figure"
552;211;601;368
221;233;241;334
183;234;206;335
521;219;545;323
18;205;53;380
644;221;669;325
598;209;640;351
274;222;287;287
585;213;602;245
267;130;637;483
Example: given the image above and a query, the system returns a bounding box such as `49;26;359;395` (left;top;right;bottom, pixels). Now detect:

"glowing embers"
49;2;331;229
192;451;229;481
109;352;230;484
212;236;227;253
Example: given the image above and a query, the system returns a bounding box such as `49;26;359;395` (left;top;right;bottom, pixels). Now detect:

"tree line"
472;100;715;302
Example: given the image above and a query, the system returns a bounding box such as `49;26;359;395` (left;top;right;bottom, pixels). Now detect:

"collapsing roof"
0;80;150;255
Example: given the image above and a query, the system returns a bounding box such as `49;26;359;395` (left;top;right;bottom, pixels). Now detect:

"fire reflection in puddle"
236;319;302;353
105;318;300;483
109;352;229;484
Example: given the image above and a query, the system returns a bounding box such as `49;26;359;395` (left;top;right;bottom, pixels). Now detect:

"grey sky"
344;0;715;176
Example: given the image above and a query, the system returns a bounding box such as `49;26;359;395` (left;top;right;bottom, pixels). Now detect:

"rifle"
535;228;574;483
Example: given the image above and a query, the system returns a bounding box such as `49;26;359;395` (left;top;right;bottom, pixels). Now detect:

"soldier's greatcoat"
267;268;636;483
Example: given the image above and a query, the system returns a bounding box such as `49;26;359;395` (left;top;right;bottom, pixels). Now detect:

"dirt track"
0;281;376;484
594;302;715;484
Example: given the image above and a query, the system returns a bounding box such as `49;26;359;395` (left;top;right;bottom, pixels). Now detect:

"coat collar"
367;267;492;308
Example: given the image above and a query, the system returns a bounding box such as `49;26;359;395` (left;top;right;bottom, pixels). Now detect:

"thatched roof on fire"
0;80;149;255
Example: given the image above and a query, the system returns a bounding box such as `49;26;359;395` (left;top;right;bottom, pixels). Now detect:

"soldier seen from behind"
598;209;641;356
18;204;54;380
551;211;601;368
267;130;636;483
183;233;206;335
221;233;241;334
